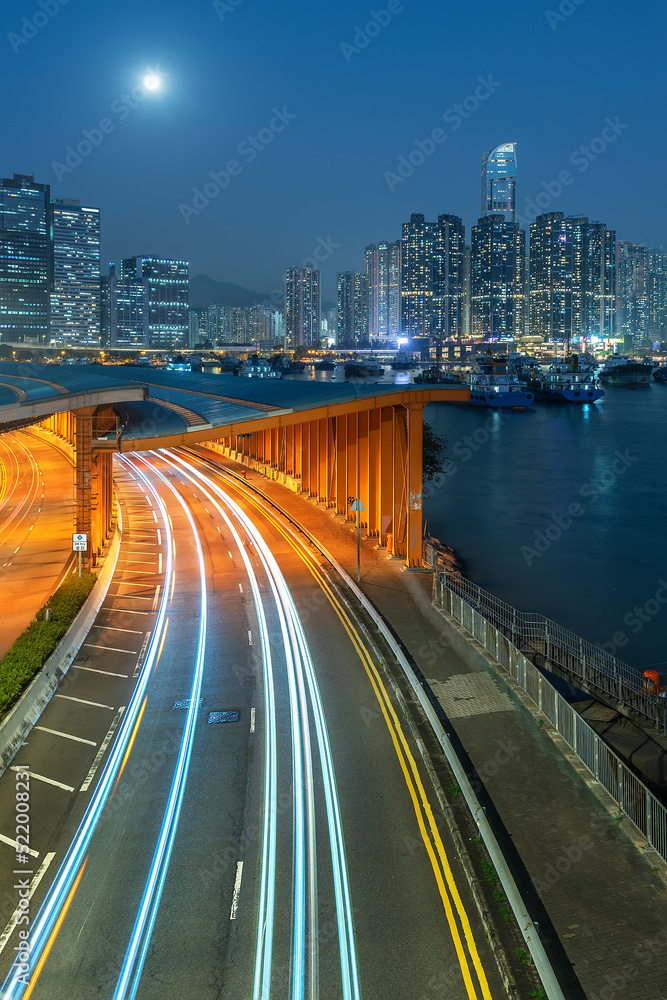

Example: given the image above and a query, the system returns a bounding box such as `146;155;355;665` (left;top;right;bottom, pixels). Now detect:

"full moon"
143;73;162;92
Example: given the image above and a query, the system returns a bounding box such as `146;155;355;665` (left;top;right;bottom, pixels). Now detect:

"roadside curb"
0;517;122;778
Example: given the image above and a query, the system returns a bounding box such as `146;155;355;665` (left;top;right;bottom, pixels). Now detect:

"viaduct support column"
392;406;408;557
74;407;94;571
406;404;424;568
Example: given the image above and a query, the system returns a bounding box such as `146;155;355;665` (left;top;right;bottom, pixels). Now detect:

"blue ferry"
467;355;534;408
534;355;604;403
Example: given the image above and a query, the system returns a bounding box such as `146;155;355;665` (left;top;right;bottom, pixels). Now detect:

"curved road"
0;449;505;1000
0;429;75;657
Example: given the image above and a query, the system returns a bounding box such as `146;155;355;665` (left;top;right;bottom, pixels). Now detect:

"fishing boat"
466;355;534;408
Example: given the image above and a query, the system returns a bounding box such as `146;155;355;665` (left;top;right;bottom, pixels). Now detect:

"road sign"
349;499;365;512
72;533;88;552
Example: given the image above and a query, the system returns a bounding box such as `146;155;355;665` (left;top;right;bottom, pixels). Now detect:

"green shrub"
0;571;96;716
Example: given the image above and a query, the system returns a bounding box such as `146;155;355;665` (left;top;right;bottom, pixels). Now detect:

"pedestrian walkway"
206;450;667;1000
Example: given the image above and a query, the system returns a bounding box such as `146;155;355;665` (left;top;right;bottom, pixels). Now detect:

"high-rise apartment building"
364;240;401;340
647;248;667;344
50;199;100;345
481;143;517;222
529;213;616;342
0;173;52;343
616;242;648;347
337;271;369;348
101;264;149;349
432;214;466;339
400;214;437;338
121;256;189;349
285;267;320;348
471;214;526;338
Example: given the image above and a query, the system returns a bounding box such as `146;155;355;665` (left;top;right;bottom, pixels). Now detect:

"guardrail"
435;572;667;864
436;571;666;730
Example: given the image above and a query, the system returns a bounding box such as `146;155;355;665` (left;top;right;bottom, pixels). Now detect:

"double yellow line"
217;467;493;1000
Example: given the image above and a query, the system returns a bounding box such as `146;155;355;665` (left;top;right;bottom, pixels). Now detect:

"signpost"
72;533;88;578
348;497;365;582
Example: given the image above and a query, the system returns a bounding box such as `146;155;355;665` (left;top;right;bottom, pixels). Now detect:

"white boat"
236;358;282;378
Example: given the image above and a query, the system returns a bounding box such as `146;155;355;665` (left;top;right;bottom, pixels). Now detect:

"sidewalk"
207;450;667;1000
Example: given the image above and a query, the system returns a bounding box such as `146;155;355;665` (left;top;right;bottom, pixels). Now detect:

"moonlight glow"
142;72;162;92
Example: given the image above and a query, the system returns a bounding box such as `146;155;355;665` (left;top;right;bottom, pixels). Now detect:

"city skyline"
0;0;662;301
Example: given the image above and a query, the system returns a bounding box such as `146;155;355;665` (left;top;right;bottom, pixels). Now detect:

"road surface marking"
101;607;149;615
239;583;243;593
122;570;156;576
152;511;158;523
108;594;153;601
10;767;74;793
77;666;129;679
0;852;55;956
82;643;139;655
80;706;126;792
35;726;97;747
228;550;233;558
247;630;252;646
152;585;161;611
91;625;143;634
158;552;162;574
115;582;155;588
56;694;115;710
124;560;158;566
250;707;255;733
157;529;162;545
0;834;39;858
230;861;244;920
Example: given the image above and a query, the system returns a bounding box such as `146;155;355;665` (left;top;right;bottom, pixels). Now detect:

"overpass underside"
204;401;425;565
40;399;428;567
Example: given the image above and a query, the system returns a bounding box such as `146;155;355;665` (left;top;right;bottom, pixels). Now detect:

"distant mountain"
189;274;272;309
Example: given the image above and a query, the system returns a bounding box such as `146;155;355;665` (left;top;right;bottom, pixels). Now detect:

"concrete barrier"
0;519;122;776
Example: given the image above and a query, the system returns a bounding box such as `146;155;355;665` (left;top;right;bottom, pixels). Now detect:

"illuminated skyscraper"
529;213;615;342
365;240;401;339
0;173;52;343
51;199;101;345
471;214;526;338
101;264;149;348
337;271;369;348
285;267;320;348
481;143;517;222
121;256;189;349
400;214;437;338
432;214;466;340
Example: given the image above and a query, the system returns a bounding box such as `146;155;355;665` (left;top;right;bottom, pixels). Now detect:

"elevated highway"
0;363;469;568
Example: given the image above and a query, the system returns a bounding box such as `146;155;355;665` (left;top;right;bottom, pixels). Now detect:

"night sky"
2;0;664;299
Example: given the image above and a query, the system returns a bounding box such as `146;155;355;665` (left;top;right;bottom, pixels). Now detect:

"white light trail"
0;458;174;1000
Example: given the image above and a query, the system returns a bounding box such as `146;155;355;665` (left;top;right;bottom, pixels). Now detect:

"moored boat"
414;366;461;385
344;358;384;378
466;355;534;408
599;356;652;386
534;355;604;403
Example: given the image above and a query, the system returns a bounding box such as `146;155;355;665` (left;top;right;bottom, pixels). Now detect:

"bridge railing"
436;571;663;726
434;572;667;863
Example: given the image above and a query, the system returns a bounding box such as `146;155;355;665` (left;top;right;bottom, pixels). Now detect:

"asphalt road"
0;428;75;657
0;450;505;1000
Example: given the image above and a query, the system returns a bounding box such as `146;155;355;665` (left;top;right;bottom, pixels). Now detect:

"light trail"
0;434;40;546
164;450;361;1000
0;460;174;1000
143;452;279;1000
111;454;208;1000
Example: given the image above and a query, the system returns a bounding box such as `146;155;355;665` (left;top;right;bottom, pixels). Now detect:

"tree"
422;422;448;480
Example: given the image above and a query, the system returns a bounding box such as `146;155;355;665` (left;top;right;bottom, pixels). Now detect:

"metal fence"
436;572;666;728
435;573;667;864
